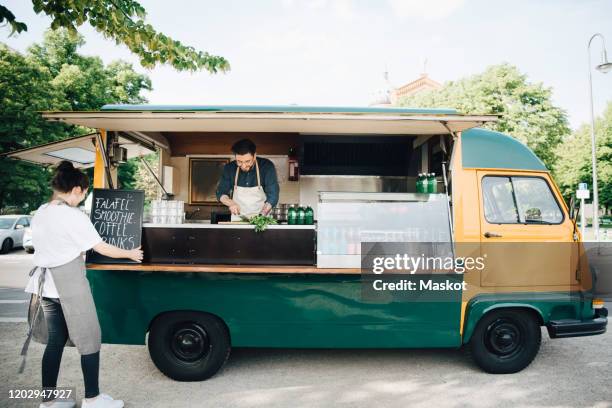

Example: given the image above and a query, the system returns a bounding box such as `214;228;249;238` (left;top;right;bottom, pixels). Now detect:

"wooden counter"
87;263;360;274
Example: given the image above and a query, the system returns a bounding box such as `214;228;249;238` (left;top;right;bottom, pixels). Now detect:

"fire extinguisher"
288;147;299;181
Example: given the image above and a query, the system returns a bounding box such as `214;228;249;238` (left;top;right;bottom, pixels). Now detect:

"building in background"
391;73;442;103
369;66;442;107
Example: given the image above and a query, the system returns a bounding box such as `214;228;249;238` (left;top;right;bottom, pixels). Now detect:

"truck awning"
2;132;156;168
40;110;497;135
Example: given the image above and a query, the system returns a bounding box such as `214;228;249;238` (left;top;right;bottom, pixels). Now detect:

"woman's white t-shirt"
24;203;103;298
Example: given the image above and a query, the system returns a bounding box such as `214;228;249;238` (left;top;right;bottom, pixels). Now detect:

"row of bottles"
287;206;314;225
417;173;438;193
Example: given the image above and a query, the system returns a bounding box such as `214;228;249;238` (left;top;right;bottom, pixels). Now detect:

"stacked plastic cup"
150;200;185;224
167;200;185;224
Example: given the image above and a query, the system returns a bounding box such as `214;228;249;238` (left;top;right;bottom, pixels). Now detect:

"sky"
2;0;611;130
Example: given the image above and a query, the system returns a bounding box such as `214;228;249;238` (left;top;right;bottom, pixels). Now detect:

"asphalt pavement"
0;249;610;408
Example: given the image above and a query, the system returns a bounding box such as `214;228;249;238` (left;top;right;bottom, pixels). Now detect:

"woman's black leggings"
41;297;100;401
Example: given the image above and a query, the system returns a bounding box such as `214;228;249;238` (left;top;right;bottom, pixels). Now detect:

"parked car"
0;215;31;254
23;225;34;253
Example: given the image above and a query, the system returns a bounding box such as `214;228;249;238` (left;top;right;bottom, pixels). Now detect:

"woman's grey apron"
230;158;267;221
19;200;102;373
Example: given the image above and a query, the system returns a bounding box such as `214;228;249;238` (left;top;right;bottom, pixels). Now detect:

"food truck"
6;105;607;380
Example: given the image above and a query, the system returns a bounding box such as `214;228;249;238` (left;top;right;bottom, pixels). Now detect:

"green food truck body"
6;105;607;380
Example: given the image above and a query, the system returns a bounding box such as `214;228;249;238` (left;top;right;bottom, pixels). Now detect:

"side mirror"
569;195;580;221
15;224;24;230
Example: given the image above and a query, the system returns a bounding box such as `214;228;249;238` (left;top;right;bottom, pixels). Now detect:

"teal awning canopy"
461;128;547;171
42;105;497;135
100;104;458;115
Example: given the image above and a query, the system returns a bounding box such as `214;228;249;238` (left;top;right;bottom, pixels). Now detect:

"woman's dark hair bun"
52;160;90;193
56;160;76;172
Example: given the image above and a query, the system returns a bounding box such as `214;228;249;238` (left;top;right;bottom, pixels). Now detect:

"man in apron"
216;139;280;221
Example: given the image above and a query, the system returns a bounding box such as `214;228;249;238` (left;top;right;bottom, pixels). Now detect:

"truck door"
477;171;577;287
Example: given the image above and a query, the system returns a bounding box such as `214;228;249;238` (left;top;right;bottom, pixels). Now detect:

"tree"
398;64;570;169
554;101;612;213
0;43;68;211
134;152;160;204
28;29;152;109
1;0;230;73
0;29;152;211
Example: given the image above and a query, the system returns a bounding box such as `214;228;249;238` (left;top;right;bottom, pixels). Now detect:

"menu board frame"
86;188;145;264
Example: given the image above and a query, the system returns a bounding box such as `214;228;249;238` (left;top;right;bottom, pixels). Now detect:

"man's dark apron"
19;203;101;373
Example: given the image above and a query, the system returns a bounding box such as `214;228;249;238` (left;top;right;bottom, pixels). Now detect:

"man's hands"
220;195;272;216
229;203;241;215
220;195;241;215
260;202;273;216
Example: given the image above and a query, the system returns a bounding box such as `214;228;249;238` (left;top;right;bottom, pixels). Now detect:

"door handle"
484;231;503;238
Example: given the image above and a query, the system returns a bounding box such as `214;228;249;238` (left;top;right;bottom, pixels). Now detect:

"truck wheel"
469;309;541;374
148;311;230;381
0;238;13;254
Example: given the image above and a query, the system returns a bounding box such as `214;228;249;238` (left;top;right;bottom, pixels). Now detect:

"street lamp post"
587;33;612;242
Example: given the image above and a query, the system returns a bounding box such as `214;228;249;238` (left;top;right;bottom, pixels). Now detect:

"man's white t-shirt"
24;203;103;298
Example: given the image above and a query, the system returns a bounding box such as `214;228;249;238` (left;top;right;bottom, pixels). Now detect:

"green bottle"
297;206;306;225
416;173;423;193
428;173;437;193
288;207;297;225
305;206;314;225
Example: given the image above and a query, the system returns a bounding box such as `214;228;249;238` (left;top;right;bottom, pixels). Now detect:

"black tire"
0;238;13;254
25;248;34;254
148;311;231;381
469;309;541;374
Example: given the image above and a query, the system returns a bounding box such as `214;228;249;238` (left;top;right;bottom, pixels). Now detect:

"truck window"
482;177;519;223
482;176;563;225
512;177;563;224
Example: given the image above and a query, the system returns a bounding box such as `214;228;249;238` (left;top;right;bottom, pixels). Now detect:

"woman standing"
24;161;143;408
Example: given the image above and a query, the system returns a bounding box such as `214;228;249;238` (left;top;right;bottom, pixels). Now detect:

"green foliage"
0;29;151;211
554;102;612;212
28;29;152;109
7;0;230;73
0;5;28;35
117;157;139;190
241;215;278;232
0;43;68;211
398;64;570;169
134;151;160;204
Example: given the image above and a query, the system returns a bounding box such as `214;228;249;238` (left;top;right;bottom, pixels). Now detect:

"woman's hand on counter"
93;242;144;262
127;246;144;262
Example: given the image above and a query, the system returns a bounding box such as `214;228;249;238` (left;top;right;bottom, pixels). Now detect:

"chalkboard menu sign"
86;188;145;264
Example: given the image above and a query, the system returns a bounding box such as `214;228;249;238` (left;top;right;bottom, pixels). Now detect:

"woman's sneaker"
81;393;124;408
39;398;76;408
